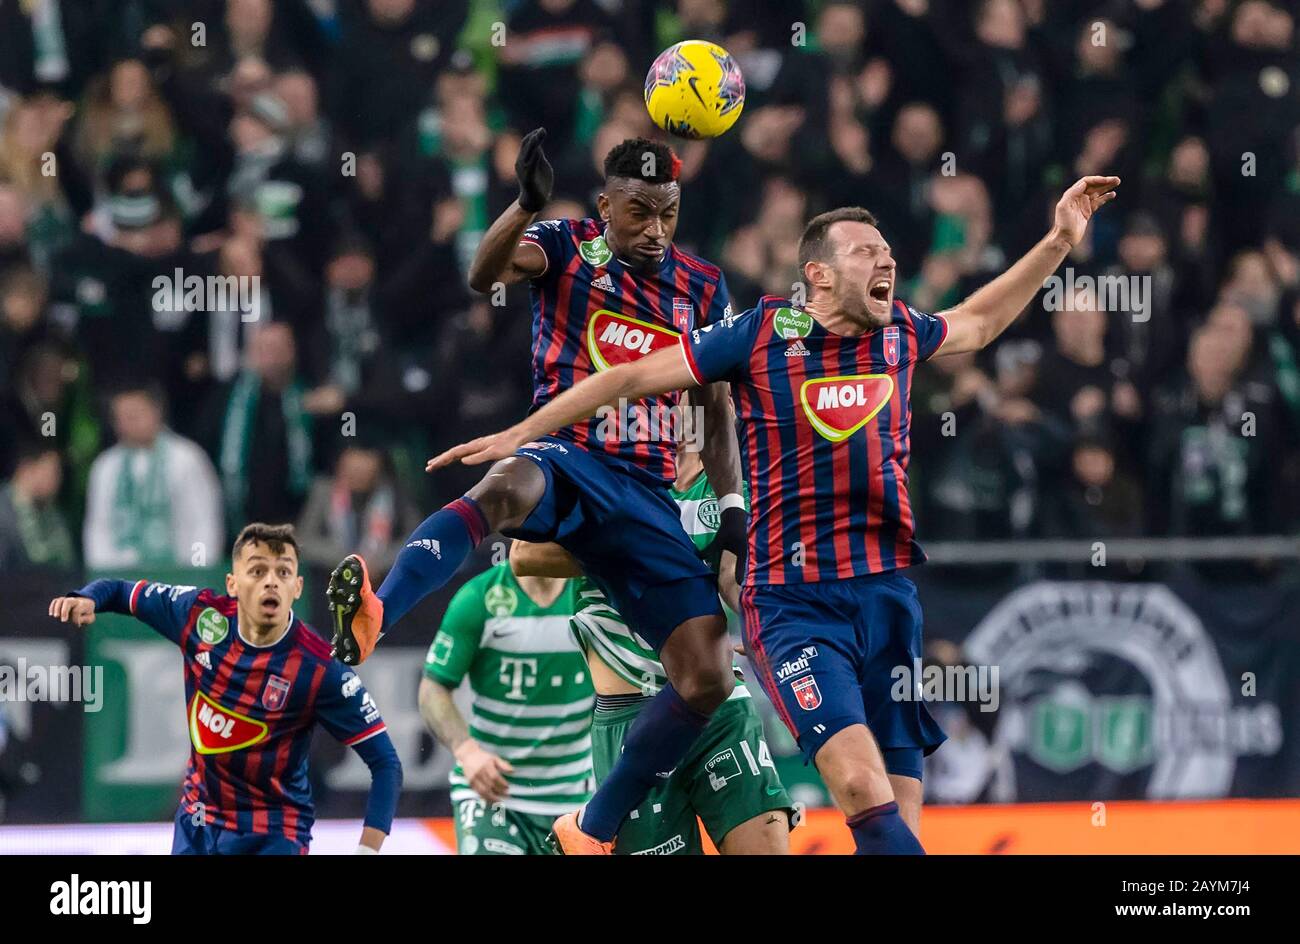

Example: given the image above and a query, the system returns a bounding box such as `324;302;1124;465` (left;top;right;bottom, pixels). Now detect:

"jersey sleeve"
701;272;734;329
906;303;950;361
71;578;200;645
518;218;570;282
316;661;389;747
679;304;763;386
421;580;485;687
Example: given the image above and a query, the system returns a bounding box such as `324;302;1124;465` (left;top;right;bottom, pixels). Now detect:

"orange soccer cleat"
549;811;613;855
327;555;384;665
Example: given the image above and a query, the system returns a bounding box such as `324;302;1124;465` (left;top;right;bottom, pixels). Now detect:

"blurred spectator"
227;92;330;270
0;445;75;571
0;0;112;98
0;92;79;268
1148;322;1290;536
1033;292;1143;453
204;321;314;534
71;58;178;192
1041;431;1143;540
0;264;55;392
497;0;613;148
84;384;222;569
333;0;469;149
296;442;421;577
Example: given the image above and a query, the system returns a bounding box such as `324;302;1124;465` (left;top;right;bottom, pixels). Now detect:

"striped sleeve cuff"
679;334;707;386
343;722;388;747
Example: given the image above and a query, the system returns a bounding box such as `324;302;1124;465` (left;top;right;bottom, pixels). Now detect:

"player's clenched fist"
48;596;96;627
454;739;515;804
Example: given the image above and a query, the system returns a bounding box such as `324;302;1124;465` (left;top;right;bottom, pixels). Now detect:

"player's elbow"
467;266;494;295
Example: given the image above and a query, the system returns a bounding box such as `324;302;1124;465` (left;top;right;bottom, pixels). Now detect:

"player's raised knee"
468;457;546;530
673;660;734;713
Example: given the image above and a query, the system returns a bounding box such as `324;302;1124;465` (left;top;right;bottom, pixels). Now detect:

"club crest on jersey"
791;674;822;711
884;325;900;367
587;309;680;371
799;374;895;443
672;297;693;331
579;235;613;266
189;691;269;754
261;674;291;711
484;584;518;618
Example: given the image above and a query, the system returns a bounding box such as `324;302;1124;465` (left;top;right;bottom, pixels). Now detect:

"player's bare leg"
328;457;546;664
889;773;923;836
718;809;790;855
658;613;735;713
813;723;924;854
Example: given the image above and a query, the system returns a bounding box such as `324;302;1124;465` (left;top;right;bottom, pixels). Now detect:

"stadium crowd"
1;0;1300;576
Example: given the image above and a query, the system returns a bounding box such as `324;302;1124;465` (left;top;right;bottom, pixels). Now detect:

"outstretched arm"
936;175;1120;356
427;344;700;470
466;128;553;292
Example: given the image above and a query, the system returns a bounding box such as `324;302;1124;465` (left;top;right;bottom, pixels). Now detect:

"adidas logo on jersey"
405;538;441;558
591;272;615;291
785;339;810;357
196;651;212;670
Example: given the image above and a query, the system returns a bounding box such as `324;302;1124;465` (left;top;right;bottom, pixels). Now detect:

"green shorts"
453;798;556;855
591;691;794;855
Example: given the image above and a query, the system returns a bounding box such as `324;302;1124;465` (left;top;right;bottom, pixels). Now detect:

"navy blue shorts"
171;805;309;855
504;437;720;650
739;571;946;779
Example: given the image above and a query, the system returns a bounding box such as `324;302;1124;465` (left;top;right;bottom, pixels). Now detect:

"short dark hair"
232;523;300;562
798;207;879;271
603;137;681;184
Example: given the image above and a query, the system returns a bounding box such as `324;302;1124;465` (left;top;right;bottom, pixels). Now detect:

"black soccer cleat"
326;555;383;665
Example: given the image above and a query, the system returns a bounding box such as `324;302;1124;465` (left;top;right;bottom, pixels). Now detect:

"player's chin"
866;292;893;320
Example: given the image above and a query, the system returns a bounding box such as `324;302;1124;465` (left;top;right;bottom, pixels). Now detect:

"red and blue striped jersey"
519;217;731;483
680;296;949;585
109;580;387;843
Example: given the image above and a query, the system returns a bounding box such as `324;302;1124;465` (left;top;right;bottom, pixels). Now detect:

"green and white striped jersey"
569;470;749;700
424;565;594;816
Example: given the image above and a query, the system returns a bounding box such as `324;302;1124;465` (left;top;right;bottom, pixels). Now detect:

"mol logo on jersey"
587;310;680;371
799;374;895;443
188;691;268;754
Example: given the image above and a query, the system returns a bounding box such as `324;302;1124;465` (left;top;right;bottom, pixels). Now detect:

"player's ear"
596;192;610;222
291;574;303;601
225;572;237;595
803;259;829;290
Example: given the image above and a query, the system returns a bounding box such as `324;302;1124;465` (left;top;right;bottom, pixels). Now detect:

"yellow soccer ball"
644;40;746;140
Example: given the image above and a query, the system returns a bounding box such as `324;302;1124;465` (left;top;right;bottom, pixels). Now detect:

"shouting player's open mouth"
867;275;893;315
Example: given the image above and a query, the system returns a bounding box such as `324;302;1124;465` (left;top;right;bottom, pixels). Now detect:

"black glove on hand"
515;127;554;213
717;505;747;585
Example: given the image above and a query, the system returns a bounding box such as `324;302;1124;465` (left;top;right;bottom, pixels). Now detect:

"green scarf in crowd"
220;371;312;527
111;436;175;566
